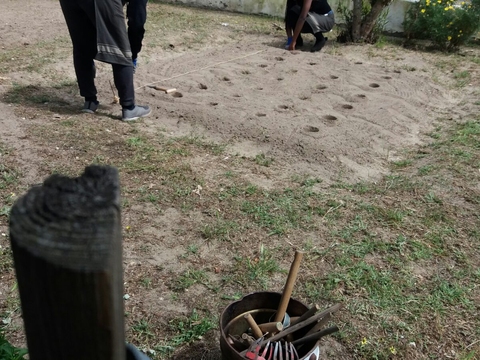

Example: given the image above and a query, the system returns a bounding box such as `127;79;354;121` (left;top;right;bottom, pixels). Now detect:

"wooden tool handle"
291;326;339;346
290;304;320;326
244;313;263;339
305;313;332;336
153;85;177;93
240;303;342;356
241;333;255;345
274;250;304;322
258;321;283;334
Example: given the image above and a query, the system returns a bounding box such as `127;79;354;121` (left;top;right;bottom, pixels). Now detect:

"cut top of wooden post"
9;166;121;271
9;165;125;360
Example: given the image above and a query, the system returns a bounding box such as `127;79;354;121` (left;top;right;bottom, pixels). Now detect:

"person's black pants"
127;0;148;60
286;7;317;35
286;6;334;37
59;0;135;107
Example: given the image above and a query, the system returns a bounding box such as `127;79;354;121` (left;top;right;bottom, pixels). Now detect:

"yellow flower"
361;338;368;346
461;1;465;4
126;226;131;230
421;8;426;12
390;346;397;355
444;6;449;10
448;35;452;41
437;0;441;3
459;30;462;33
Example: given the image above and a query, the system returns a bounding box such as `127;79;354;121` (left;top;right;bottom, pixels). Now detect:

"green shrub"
405;0;480;51
0;330;27;360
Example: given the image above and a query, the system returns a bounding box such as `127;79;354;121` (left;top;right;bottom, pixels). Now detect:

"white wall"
163;0;287;16
161;0;415;33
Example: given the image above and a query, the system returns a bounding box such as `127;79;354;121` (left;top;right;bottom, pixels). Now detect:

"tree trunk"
352;0;363;42
9;166;125;360
359;0;391;41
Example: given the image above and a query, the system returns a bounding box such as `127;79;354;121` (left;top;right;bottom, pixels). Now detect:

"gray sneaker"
122;105;152;121
82;101;99;113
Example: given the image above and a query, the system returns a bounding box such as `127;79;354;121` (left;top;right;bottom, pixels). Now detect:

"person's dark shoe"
296;34;304;47
82;101;99;114
311;35;326;52
122;105;151;121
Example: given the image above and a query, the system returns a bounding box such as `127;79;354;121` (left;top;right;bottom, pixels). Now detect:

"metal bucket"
220;292;321;360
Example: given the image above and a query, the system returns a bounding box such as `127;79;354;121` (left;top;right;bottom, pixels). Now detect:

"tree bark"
9;166;125;360
352;0;363;42
359;0;391;41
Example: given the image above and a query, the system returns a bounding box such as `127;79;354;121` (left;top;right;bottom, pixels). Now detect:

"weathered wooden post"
9;166;126;360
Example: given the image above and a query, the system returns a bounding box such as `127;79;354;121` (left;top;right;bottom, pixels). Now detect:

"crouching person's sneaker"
82;100;99;114
122;105;152;121
311;35;327;53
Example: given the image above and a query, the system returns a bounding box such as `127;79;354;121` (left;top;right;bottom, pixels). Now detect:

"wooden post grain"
9;166;125;360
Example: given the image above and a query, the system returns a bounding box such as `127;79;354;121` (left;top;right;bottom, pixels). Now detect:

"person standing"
126;0;148;73
59;0;151;121
286;0;335;52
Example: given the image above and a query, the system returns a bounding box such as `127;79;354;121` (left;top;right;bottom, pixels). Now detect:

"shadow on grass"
2;83;79;115
2;83;124;121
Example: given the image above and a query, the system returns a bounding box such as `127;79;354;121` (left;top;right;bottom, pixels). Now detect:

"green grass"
146;2;277;50
170;269;210;292
201;219;238;241
232;244;284;289
168;310;216;346
0;166;19;191
392;159;412;168
454;70;471;88
153;309;216;356
0;330;27;360
291;174;323;187
0;147;21;222
0;247;14;273
0;37;70;75
254;153;274;167
132;319;155;342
